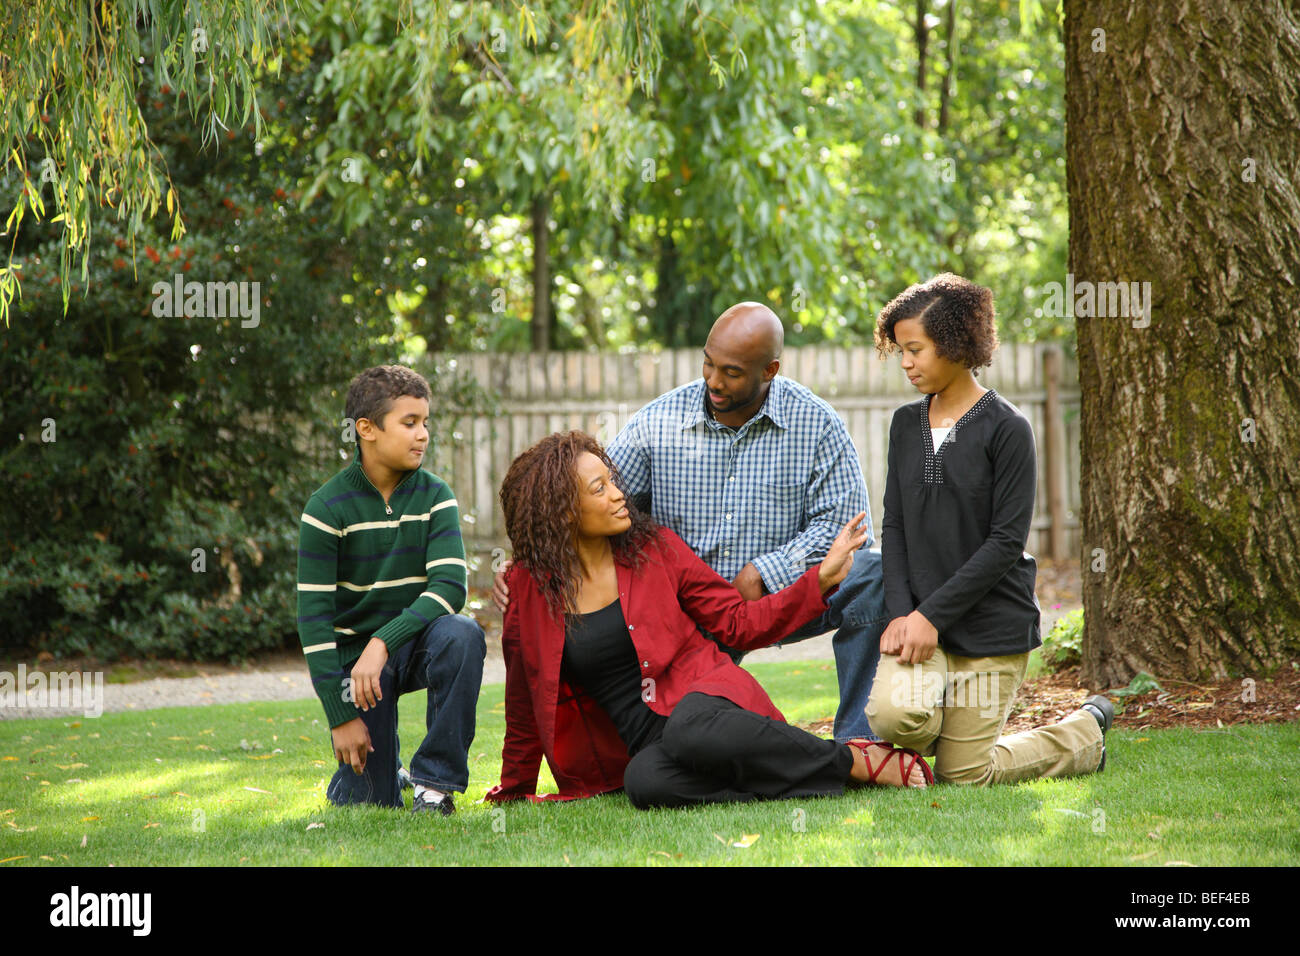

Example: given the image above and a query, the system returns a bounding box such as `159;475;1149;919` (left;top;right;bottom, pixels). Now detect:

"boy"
297;365;485;814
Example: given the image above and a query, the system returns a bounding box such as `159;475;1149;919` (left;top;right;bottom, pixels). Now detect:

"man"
494;302;885;742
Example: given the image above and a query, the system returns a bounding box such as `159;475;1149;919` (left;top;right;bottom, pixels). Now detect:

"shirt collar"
680;376;789;431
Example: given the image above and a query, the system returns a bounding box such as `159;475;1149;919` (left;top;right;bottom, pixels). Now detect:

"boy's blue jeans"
327;613;486;809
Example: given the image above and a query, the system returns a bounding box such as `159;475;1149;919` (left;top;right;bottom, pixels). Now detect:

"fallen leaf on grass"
0;856;28;864
712;832;728;845
1053;809;1089;819
1163;860;1196;867
1;756;17;761
80;835;86;848
930;801;941;809
0;809;13;816
732;834;760;848
195;745;212;751
143;823;160;829
422;845;437;850
172;791;189;797
243;786;273;795
81;816;99;822
6;821;37;832
40;855;53;861
248;754;275;760
306;822;324;830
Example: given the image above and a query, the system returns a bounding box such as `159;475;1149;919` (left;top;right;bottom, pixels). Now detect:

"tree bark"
1066;1;1300;686
531;191;551;352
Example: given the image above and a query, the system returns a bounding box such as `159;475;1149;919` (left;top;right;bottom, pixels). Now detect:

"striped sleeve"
296;495;360;728
369;480;468;654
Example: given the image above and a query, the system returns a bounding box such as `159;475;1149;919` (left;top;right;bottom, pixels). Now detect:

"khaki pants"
865;647;1103;785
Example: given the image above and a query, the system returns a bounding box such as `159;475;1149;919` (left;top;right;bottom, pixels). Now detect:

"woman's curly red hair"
499;431;659;619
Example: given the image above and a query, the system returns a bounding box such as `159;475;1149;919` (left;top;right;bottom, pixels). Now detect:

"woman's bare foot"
846;740;929;788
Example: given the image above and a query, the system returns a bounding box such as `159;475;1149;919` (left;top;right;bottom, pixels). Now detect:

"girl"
485;431;932;808
867;273;1112;784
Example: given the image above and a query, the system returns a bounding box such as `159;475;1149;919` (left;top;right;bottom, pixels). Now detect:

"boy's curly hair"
345;365;432;431
499;431;659;620
874;273;998;373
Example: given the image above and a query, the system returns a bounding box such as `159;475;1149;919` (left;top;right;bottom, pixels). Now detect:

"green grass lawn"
2;661;1297;866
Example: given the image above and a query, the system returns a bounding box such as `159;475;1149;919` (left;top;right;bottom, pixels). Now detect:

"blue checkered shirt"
606;375;871;592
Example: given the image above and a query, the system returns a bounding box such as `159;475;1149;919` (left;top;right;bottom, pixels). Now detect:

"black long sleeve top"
881;389;1041;658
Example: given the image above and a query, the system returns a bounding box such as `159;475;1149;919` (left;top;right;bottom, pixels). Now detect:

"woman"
868;273;1113;784
484;431;931;809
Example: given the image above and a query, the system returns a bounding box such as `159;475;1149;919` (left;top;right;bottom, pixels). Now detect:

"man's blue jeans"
777;548;886;743
326;613;486;808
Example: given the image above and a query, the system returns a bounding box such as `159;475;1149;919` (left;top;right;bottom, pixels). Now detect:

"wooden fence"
420;343;1081;586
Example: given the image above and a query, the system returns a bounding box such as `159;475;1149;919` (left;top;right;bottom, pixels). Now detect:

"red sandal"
846;740;934;789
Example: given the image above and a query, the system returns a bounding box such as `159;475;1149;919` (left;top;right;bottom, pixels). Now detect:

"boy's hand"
350;637;389;711
897;610;939;665
331;718;374;775
491;562;513;613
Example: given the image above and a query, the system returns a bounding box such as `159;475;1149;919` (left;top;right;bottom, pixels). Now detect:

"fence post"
1042;344;1067;562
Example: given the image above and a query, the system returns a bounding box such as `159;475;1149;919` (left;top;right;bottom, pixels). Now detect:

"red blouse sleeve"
486;567;545;802
659;529;831;652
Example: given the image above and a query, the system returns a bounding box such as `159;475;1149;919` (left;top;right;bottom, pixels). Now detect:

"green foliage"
0;44;498;661
1041;607;1083;669
0;0;286;325
1114;672;1166;699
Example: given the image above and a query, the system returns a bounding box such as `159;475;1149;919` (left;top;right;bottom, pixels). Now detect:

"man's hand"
491;561;513;613
816;512;869;593
350;637;389;711
880;616;908;656
897;609;939;665
731;563;767;602
331;718;373;775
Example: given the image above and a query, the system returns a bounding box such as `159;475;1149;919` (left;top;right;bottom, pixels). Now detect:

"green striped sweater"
296;454;468;727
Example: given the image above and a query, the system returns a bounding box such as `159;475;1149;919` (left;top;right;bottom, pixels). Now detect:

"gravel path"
2;605;1074;720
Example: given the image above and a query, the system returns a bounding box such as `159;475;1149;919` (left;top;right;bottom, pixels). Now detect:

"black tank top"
562;598;667;755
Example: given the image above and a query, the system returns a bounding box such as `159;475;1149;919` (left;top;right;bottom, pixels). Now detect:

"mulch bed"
801;661;1300;737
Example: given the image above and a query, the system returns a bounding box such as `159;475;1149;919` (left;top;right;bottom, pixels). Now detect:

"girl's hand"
817;513;869;594
897;610;938;665
880;616;908;655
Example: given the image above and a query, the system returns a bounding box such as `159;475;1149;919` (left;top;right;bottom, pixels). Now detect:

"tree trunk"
937;0;956;134
914;0;929;129
531;191;551;352
1066;0;1300;687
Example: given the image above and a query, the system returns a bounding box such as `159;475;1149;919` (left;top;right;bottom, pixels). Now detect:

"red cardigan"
485;527;832;802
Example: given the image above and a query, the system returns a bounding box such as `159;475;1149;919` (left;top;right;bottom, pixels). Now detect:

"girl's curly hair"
874;273;998;373
499;431;659;620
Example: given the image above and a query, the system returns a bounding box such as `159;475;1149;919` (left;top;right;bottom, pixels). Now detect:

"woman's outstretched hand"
817;512;869;594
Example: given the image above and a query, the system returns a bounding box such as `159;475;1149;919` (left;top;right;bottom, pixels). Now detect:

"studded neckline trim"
921;389;997;484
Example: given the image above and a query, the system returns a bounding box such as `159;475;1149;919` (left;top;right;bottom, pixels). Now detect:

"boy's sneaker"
412;788;454;816
397;766;413;790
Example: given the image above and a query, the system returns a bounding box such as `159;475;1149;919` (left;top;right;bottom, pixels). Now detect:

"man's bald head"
708;302;785;367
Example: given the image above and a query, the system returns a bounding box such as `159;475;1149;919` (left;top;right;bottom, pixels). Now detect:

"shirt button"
641;661;649;668
724;549;731;556
725;513;732;520
729;475;736;481
627;625;635;631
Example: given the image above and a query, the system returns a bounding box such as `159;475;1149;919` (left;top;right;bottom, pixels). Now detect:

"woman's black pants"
622;692;855;809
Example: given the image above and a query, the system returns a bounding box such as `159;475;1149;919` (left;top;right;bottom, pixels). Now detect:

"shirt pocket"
757;481;805;543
